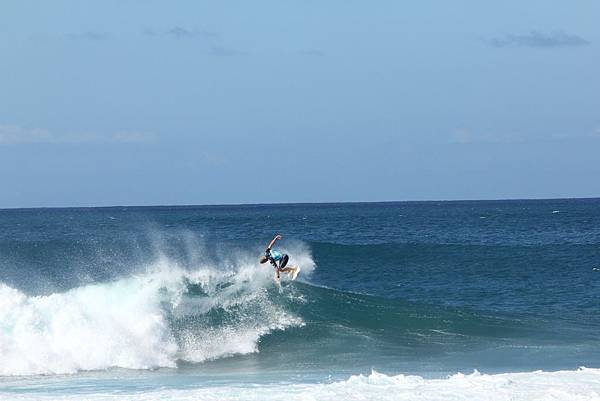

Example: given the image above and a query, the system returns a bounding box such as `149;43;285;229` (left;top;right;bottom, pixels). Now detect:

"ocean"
1;199;599;400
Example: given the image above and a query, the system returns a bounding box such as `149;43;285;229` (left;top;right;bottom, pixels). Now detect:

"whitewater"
0;251;314;376
2;369;600;400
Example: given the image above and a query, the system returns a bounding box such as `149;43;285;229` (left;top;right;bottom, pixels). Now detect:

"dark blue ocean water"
1;199;599;398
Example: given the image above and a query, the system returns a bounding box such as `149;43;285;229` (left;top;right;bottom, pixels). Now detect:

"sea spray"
0;250;311;376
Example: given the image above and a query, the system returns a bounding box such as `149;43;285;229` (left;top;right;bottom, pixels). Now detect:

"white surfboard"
290;266;301;280
275;266;301;287
281;265;300;281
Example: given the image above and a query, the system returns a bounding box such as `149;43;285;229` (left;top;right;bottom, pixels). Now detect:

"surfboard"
275;266;301;288
290;266;301;280
280;266;300;281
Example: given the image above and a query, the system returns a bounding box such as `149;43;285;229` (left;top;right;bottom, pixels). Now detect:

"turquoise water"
1;199;599;400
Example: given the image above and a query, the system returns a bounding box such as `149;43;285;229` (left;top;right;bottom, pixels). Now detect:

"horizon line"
1;196;598;211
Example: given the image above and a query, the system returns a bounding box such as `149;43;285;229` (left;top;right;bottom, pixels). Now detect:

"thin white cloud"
489;30;589;48
0;125;52;144
111;131;156;142
165;26;218;39
0;125;155;145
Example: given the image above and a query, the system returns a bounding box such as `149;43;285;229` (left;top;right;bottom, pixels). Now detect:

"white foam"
2;369;600;400
0;249;309;376
0;273;178;376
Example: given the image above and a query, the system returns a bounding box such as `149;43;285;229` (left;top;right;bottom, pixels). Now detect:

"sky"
1;0;599;208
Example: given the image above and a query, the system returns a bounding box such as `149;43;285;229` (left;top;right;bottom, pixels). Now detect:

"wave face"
3;369;600;400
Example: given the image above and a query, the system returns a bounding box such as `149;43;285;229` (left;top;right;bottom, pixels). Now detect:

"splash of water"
0;245;314;376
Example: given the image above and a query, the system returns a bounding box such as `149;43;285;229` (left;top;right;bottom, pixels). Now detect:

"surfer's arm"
266;234;282;250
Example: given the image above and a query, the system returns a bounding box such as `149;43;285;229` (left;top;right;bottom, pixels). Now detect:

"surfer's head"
259;255;268;264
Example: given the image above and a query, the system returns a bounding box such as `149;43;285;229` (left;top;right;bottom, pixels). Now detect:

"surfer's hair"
259;255;268;264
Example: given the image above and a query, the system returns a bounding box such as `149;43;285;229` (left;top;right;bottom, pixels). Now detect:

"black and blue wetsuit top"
266;248;288;269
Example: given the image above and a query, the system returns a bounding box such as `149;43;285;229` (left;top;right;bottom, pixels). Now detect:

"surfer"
260;234;300;281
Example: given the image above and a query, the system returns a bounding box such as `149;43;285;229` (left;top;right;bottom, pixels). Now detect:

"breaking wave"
0;246;315;376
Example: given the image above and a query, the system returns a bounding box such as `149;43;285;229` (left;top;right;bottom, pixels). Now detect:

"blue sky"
1;0;599;207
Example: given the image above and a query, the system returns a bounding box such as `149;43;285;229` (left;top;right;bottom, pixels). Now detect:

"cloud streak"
165;26;218;39
0;125;155;145
0;125;51;144
489;31;589;48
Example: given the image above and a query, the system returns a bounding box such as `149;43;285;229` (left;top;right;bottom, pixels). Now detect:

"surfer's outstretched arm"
266;234;282;250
